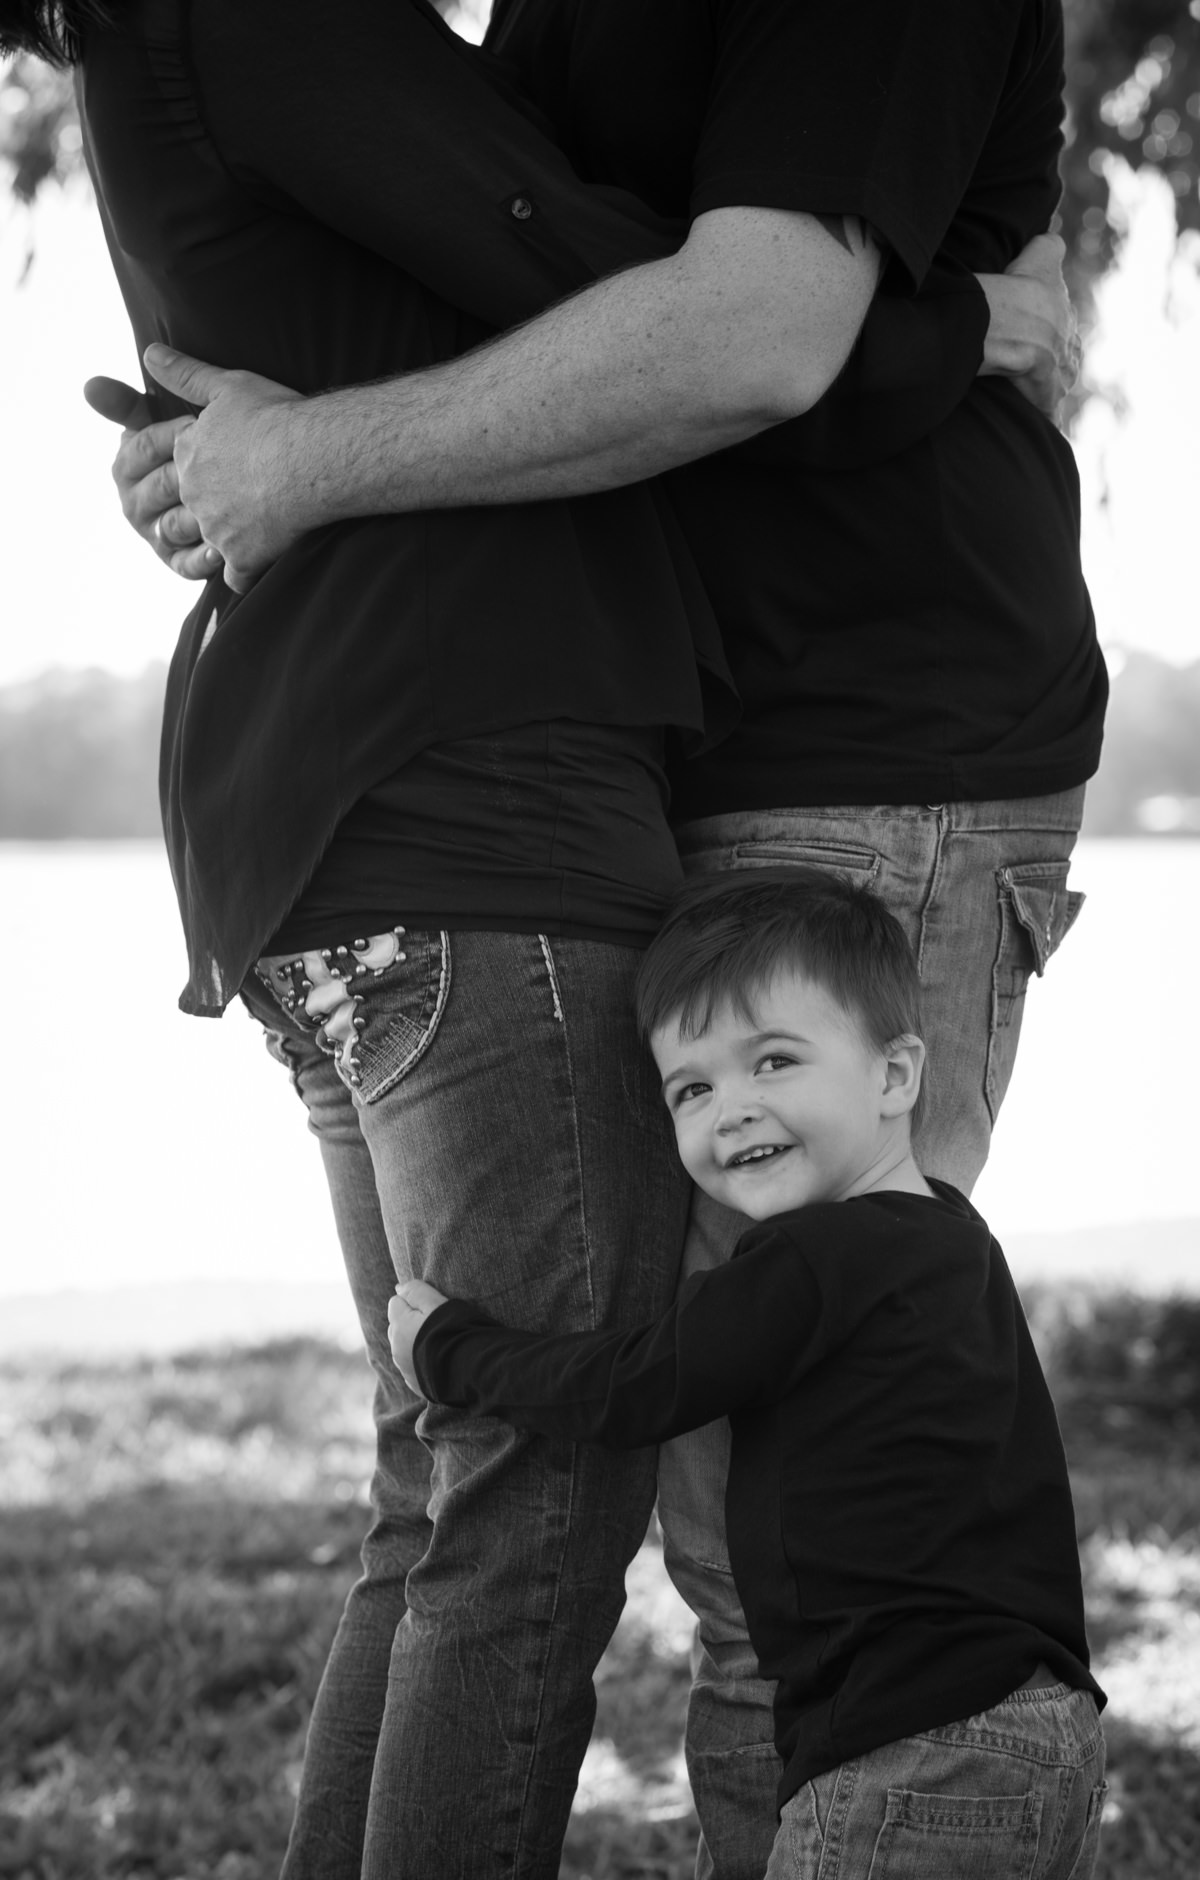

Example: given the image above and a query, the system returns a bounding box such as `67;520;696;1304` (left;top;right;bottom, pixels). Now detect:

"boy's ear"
880;1034;925;1117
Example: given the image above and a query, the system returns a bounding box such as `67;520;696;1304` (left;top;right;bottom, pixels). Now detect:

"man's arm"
147;205;883;590
100;231;1079;587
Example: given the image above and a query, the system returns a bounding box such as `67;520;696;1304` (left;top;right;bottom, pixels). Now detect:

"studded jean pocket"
255;927;450;1098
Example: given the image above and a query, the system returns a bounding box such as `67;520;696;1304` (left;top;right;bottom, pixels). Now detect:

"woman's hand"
976;233;1082;420
83;375;221;580
388;1279;451;1393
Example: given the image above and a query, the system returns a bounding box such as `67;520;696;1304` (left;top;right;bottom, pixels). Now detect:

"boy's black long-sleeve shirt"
415;1181;1102;1805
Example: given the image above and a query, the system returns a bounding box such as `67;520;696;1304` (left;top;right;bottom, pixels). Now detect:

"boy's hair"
636;866;927;1124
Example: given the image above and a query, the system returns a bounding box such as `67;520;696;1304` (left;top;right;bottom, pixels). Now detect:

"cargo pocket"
986;861;1084;1121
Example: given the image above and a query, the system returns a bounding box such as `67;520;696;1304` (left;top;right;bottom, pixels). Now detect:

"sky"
1;152;1198;687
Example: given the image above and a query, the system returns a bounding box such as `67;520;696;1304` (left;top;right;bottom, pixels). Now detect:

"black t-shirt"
415;1181;1104;1805
488;0;1109;813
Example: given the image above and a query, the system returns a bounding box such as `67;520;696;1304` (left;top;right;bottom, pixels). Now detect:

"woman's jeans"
764;1685;1106;1880
242;929;690;1880
658;792;1089;1880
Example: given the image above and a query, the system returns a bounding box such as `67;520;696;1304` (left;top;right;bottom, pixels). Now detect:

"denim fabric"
243;929;690;1880
658;792;1088;1880
764;1685;1106;1880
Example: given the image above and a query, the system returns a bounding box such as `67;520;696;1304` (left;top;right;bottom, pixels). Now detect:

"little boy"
389;866;1106;1879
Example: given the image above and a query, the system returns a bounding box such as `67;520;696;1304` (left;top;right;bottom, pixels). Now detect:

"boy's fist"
388;1279;449;1391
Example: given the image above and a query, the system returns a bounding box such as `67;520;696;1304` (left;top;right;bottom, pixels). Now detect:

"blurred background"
1;6;1199;1877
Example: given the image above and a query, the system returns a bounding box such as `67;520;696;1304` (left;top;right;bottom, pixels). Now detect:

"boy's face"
651;969;903;1221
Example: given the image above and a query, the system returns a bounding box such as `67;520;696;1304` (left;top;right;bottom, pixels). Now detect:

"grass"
2;1292;1199;1878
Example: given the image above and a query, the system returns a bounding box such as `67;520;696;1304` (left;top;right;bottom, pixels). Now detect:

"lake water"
1;839;1197;1349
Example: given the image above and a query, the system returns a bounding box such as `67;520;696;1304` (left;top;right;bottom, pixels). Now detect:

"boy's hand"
388;1279;450;1392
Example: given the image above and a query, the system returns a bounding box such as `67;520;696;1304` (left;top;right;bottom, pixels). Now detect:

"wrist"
269;392;376;533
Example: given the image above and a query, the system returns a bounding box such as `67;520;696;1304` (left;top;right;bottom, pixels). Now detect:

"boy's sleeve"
413;1221;870;1447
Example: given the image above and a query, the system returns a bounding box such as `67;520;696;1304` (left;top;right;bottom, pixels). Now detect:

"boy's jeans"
661;792;1088;1880
242;930;689;1880
764;1684;1106;1880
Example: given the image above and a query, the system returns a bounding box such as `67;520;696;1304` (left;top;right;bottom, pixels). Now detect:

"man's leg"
345;930;689;1879
660;791;1087;1879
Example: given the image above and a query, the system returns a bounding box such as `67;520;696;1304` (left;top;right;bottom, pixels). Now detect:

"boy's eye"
671;1081;711;1107
758;1054;796;1073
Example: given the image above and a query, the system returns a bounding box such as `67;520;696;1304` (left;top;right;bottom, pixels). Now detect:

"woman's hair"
0;1;113;64
635;863;927;1119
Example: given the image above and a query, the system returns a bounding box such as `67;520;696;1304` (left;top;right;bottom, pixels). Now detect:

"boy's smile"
651;969;926;1220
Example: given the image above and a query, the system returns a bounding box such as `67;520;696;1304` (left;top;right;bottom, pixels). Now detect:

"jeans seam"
510;934;591;1867
912;804;947;980
358;932;452;1103
538;934;565;1022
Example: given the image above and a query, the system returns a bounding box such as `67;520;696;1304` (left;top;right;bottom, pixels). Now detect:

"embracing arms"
93;224;1075;591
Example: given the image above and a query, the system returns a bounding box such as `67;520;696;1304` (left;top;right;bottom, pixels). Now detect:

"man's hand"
83;375;222;581
388;1279;450;1393
977;233;1082;421
144;346;307;593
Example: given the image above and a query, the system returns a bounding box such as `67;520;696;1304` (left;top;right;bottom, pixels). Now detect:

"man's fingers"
144;342;229;408
118;453;183;528
223;560;259;595
154;502;203;550
84;375;156;430
115;416;193;482
170;541;224;581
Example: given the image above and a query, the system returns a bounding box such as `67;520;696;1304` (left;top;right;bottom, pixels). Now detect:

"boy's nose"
714;1092;762;1134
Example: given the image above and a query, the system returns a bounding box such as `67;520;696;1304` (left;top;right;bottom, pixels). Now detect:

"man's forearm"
155;206;881;586
291;213;877;517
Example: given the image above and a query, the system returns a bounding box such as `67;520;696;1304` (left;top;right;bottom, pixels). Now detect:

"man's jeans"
765;1684;1106;1880
243;930;689;1880
659;792;1087;1880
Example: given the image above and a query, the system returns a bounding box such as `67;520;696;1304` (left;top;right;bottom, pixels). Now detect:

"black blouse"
78;0;738;1011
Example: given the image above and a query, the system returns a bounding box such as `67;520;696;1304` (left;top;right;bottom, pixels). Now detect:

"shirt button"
509;195;534;220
